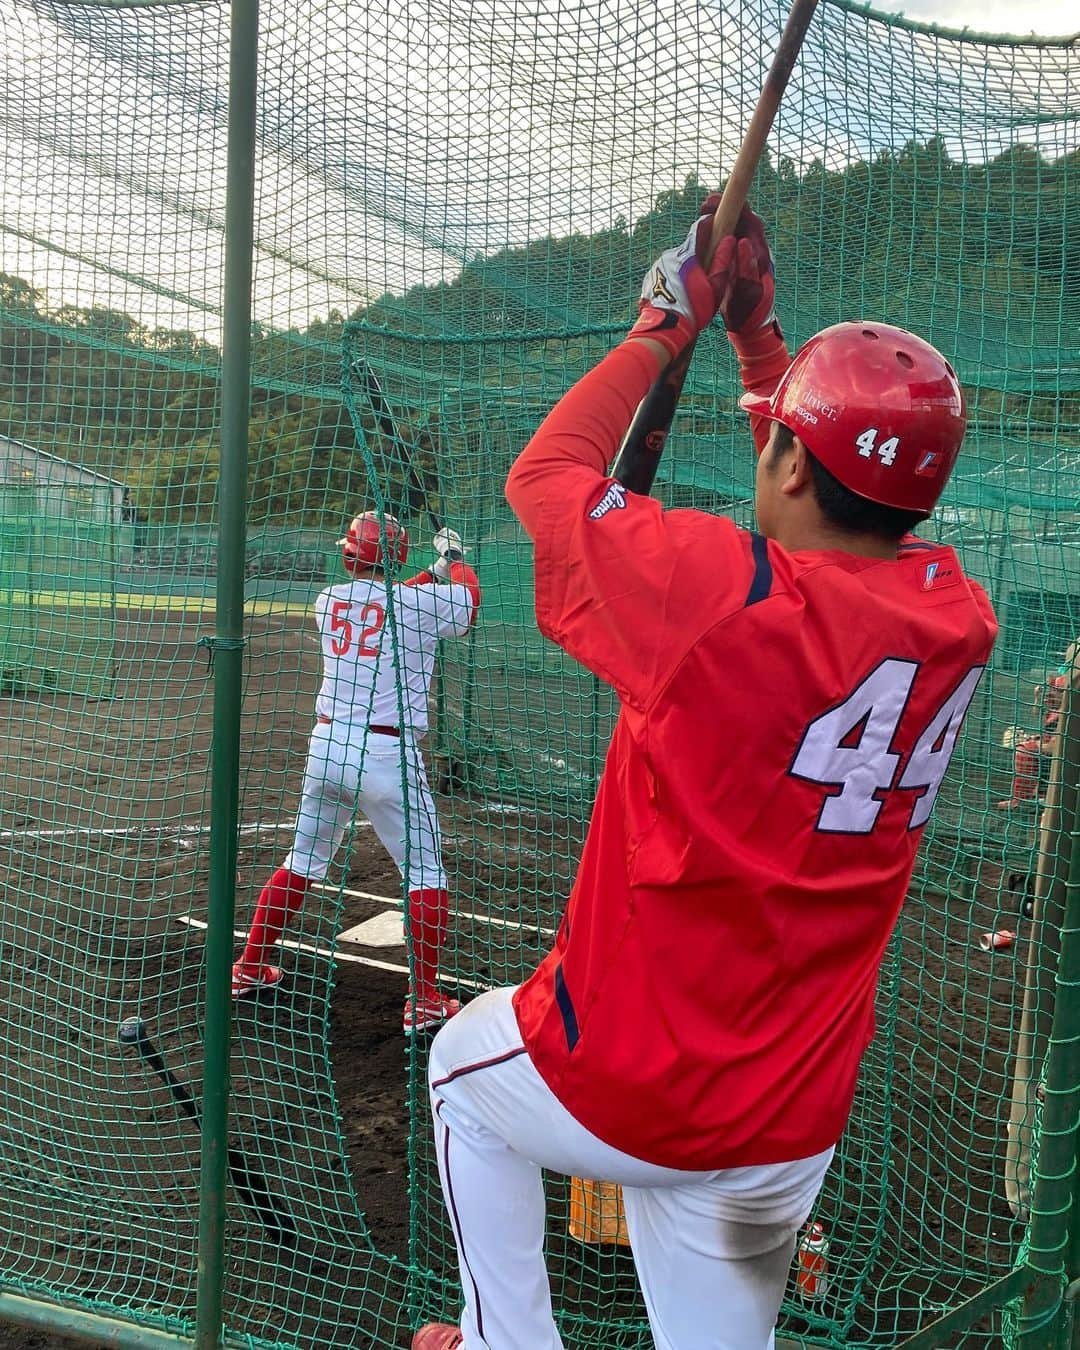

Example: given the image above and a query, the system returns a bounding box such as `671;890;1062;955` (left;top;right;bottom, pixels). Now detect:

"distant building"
0;436;126;527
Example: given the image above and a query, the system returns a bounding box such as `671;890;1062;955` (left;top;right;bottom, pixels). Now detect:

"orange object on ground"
568;1178;630;1246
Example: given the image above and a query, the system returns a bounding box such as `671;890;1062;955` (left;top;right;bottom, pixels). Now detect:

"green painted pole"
1017;651;1080;1349
195;0;259;1346
0;1293;194;1349
1061;673;1080;1349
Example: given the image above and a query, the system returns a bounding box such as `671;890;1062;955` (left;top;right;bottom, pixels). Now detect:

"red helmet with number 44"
740;321;966;517
338;511;408;574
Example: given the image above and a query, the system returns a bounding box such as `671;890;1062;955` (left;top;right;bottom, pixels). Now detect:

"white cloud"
874;0;1076;37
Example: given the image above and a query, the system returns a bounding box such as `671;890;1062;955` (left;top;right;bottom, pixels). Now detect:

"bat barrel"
613;0;821;495
707;0;822;261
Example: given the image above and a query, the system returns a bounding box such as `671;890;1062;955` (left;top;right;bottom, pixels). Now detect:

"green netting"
0;476;117;699
0;0;1077;1347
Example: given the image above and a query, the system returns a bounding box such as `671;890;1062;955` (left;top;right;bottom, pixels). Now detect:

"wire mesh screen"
0;0;1075;1346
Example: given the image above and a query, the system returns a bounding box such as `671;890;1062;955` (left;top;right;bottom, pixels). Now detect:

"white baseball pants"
427;987;834;1350
283;720;446;890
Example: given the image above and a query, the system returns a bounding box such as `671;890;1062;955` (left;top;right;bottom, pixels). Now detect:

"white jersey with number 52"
313;576;474;734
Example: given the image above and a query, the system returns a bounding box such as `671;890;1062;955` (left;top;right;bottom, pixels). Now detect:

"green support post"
1017;658;1080;1350
196;1;260;1347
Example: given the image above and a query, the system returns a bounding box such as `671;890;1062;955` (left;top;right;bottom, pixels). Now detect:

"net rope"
0;0;1075;1345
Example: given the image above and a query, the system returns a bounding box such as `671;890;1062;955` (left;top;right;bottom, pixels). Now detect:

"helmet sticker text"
798;388;840;422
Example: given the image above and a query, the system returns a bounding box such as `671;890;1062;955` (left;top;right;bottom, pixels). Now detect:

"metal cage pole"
1017;650;1080;1349
196;1;259;1346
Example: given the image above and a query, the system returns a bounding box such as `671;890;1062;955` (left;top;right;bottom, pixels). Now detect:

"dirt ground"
0;602;1041;1348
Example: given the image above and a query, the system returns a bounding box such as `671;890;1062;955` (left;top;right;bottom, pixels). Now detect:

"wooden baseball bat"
352;358;444;533
119;1017;298;1246
1004;640;1080;1220
610;0;821;493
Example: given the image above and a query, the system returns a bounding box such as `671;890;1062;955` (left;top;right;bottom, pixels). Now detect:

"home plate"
339;911;405;947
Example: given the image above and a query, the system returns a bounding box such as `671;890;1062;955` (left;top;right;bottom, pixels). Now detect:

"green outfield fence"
0;0;1077;1346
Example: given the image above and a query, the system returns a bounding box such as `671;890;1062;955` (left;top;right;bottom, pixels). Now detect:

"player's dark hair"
768;422;924;541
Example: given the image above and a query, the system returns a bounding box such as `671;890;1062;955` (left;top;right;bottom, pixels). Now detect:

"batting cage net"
0;0;1076;1346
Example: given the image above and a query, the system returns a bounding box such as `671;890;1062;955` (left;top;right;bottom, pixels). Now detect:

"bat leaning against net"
119;1016;297;1246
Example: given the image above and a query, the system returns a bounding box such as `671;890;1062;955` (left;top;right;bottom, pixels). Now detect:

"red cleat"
412;1325;463;1350
231;962;283;1000
403;991;461;1035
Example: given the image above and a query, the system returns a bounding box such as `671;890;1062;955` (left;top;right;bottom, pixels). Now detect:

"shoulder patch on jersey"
921;559;960;591
587;481;627;520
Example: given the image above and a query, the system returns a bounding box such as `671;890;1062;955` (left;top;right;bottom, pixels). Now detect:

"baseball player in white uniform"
231;510;480;1033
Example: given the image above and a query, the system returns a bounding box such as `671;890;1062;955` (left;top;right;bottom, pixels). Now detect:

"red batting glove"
705;198;777;336
625;205;735;363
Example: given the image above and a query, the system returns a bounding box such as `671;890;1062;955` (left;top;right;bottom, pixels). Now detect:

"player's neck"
769;518;897;561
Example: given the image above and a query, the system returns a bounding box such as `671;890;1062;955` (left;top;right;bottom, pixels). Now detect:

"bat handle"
611;0;821;495
611;344;696;493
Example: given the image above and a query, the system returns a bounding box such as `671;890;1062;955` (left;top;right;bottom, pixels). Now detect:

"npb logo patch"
923;559;958;591
588;482;627;520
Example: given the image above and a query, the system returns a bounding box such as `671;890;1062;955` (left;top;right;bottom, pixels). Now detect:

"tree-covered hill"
0;138;1074;527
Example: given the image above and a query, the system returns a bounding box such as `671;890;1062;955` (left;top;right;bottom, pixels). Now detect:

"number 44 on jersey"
790;659;985;834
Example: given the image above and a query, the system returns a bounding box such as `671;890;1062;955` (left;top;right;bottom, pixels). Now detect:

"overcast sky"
883;0;1077;36
0;0;1074;344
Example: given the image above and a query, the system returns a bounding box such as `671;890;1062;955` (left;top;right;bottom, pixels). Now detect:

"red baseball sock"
239;867;313;970
1010;742;1040;802
407;887;449;997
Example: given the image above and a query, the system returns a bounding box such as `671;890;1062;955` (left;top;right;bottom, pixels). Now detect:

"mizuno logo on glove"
651;268;677;304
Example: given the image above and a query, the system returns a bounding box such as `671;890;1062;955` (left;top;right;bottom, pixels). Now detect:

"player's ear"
778;435;813;497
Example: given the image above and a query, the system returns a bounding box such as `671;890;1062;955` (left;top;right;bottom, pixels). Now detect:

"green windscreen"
0;478;116;698
0;0;1075;1346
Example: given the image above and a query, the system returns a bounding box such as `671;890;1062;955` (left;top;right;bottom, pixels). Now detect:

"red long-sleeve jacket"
505;338;996;1169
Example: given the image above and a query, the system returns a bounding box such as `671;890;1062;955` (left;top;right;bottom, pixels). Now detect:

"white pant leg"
621;1153;830;1350
427;987;833;1350
284;728;446;890
359;735;447;892
283;723;358;881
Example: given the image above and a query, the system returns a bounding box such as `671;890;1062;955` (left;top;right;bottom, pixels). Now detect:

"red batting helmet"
740;321;966;517
338;511;408;574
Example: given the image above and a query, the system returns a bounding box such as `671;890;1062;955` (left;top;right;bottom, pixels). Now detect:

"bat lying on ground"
119;1016;297;1246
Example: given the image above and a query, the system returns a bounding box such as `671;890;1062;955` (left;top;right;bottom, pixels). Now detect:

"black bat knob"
118;1017;147;1046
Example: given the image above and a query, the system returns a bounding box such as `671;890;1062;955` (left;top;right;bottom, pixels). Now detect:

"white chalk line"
0;819;298;844
309;880;557;939
0;816;550;869
174;915;490;991
0;818;558;940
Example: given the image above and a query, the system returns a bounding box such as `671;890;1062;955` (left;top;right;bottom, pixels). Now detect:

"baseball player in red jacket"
413;202;997;1349
998;672;1066;810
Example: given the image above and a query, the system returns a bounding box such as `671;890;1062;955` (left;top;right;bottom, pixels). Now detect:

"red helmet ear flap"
338;512;409;573
742;322;966;516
